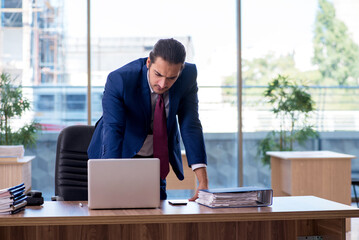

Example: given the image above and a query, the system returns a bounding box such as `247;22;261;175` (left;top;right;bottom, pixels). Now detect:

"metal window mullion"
237;0;243;187
87;0;91;125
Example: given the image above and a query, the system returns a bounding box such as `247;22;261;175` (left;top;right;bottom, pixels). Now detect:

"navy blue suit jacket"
87;58;207;180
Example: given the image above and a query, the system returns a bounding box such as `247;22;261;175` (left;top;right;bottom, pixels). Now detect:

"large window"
241;0;359;187
0;0;87;199
1;0;238;199
2;0;358;200
90;0;238;193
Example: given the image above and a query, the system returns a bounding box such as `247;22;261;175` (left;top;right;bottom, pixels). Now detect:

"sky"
64;0;237;86
63;0;318;80
62;0;358;84
241;0;318;70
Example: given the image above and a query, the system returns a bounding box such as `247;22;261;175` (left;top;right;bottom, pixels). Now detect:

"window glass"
1;0;238;199
0;0;87;199
91;0;238;196
66;94;86;111
37;94;55;111
1;0;22;27
242;0;359;187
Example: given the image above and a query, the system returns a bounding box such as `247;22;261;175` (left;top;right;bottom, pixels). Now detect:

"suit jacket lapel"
140;64;151;128
168;80;180;127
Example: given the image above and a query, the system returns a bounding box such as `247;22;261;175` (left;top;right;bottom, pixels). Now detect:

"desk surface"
1;196;359;227
266;151;355;160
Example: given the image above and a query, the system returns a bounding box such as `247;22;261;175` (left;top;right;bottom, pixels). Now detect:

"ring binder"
0;183;27;214
196;187;273;208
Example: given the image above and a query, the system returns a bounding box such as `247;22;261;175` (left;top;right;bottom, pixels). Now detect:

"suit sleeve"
177;65;207;166
101;72;126;158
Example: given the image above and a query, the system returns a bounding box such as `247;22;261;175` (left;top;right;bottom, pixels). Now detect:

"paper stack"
0;145;25;162
196;187;273;208
0;183;27;214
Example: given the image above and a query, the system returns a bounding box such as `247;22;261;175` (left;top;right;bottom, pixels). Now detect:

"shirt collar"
147;71;155;94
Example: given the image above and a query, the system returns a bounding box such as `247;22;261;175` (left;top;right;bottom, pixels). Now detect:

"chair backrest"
55;125;95;201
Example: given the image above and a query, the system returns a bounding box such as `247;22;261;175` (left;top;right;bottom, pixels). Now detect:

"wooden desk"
0;156;35;192
1;196;359;240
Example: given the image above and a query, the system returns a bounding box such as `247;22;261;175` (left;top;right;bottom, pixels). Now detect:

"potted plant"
0;72;41;148
258;74;318;165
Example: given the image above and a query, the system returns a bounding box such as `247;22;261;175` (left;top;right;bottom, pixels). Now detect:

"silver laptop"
88;158;160;209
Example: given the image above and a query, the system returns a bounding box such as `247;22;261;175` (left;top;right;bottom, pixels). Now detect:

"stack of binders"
0;183;27;214
196;187;273;208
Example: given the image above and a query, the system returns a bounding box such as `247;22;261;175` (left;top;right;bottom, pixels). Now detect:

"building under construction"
0;0;194;129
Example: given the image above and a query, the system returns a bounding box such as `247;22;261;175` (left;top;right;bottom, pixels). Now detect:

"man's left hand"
188;167;208;201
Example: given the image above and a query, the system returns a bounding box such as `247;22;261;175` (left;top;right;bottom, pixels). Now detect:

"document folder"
196;187;273;208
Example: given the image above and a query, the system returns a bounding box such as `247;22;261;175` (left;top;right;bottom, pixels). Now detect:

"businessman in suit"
88;38;208;200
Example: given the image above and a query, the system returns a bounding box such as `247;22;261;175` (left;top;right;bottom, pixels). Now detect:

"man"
88;38;208;200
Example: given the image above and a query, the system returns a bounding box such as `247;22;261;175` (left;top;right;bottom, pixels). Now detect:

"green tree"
241;53;321;86
0;73;41;147
222;53;321;105
222;53;299;102
222;74;237;105
313;0;359;86
243;53;298;86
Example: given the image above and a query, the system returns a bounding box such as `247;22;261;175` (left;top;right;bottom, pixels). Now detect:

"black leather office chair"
53;125;95;201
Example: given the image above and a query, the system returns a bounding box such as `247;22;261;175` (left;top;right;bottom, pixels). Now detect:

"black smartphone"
168;200;188;205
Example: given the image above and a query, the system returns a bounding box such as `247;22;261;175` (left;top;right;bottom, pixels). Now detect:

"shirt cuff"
191;163;207;171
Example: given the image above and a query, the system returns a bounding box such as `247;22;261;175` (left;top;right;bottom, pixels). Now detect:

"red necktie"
153;94;169;180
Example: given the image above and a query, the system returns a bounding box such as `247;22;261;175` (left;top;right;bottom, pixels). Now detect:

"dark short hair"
149;38;186;65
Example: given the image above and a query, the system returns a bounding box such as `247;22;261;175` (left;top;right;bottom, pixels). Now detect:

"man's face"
146;57;183;94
